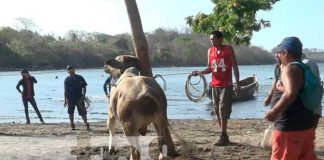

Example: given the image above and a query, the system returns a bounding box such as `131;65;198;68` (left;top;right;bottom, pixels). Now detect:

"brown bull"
104;55;179;160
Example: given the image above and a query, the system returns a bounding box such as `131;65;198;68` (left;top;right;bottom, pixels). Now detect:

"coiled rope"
64;96;93;111
84;96;92;111
185;73;208;102
153;72;193;92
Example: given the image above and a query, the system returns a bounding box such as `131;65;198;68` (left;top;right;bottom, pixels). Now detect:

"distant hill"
3;27;324;71
303;49;324;63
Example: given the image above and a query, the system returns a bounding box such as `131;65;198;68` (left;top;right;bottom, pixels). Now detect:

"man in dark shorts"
16;69;45;124
64;65;90;130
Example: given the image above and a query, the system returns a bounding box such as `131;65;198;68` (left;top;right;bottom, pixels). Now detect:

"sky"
0;0;323;51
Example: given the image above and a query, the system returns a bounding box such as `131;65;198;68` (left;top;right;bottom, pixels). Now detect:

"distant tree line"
0;27;322;71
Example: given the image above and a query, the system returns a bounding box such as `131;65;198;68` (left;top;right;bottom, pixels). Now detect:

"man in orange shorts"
265;37;316;160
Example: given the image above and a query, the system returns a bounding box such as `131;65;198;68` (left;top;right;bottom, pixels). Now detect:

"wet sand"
0;119;323;160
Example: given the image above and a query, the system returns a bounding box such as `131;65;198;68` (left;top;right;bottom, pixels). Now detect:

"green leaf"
186;0;280;44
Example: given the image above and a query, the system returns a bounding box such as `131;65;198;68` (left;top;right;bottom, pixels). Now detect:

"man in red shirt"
16;69;45;124
192;30;240;146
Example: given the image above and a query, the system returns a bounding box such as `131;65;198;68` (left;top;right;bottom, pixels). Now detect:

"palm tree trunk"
124;0;152;77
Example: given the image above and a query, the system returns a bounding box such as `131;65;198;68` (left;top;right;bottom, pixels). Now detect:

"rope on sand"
185;73;208;102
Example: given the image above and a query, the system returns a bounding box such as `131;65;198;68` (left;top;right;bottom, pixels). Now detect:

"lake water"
1;64;324;123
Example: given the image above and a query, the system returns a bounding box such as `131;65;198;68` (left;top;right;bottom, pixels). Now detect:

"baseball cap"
274;37;302;56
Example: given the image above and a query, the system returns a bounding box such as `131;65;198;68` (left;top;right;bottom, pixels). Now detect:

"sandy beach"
0;119;323;160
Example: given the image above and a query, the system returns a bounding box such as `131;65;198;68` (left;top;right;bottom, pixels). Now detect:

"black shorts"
67;99;87;116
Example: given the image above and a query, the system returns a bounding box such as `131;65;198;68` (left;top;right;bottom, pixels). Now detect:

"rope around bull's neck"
185;73;208;103
107;72;208;103
153;74;167;91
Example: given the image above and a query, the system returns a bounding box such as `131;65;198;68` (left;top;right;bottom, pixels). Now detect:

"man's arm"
229;46;240;94
265;65;304;121
264;64;280;106
229;46;239;83
82;86;87;96
264;78;277;106
81;76;87;96
32;76;37;83
192;49;212;75
103;81;108;95
64;79;68;105
103;76;112;95
199;67;212;75
16;80;22;93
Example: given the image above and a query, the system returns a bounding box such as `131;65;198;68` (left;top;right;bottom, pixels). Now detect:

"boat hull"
206;76;258;101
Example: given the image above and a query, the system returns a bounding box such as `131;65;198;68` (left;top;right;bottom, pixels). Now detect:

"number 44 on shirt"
211;58;226;72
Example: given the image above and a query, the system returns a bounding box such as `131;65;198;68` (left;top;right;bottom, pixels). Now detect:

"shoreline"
0;119;323;159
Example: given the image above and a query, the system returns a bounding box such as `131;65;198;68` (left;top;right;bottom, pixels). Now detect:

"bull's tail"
149;91;194;158
144;89;169;126
143;90;182;157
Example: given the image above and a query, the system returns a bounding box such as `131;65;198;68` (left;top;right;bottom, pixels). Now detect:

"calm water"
1;64;324;123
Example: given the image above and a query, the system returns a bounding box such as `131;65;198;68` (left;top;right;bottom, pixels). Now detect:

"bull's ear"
105;59;123;69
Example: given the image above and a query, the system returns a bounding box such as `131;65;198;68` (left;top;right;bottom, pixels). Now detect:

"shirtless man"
265;37;316;160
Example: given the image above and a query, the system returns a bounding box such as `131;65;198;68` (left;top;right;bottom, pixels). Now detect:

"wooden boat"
206;76;258;101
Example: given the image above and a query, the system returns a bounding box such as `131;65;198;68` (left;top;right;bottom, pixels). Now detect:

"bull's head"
104;55;139;79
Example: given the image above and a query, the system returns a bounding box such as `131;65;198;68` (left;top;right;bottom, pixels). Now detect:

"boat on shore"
206;76;259;101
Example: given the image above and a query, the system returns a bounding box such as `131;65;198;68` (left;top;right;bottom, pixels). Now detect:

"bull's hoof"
168;152;181;159
172;153;181;158
108;146;117;155
159;153;182;160
158;153;167;160
159;152;181;160
173;154;183;160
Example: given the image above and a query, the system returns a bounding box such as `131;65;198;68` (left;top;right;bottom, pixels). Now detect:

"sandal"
70;123;76;130
214;134;230;146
